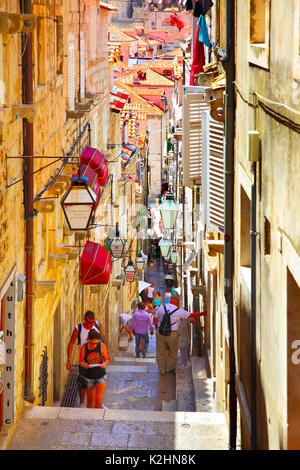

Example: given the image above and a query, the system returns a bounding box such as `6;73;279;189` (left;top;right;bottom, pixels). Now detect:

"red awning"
80;241;112;285
75;165;101;209
80;147;109;187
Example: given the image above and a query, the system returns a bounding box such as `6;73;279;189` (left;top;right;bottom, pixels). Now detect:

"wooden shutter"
182;86;210;186
202;111;225;233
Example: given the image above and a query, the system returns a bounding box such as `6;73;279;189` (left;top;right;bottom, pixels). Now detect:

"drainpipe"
221;0;237;450
250;163;257;449
21;0;35;403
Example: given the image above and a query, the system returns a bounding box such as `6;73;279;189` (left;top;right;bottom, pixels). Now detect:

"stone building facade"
0;0;141;442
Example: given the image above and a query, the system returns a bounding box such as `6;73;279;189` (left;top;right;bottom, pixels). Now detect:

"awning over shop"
121;144;138;165
80;241;112;285
110;89;129;113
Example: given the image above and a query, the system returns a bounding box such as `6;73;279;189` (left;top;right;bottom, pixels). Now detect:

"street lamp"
136;253;145;271
61;176;98;231
159;192;178;229
124;259;136;282
159;239;171;258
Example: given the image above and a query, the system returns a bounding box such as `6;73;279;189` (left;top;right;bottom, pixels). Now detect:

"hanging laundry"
170;11;185;31
197;15;211;48
194;0;214;17
189;27;205;86
183;0;194;11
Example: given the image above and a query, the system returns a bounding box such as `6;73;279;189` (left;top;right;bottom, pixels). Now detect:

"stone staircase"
3;332;229;450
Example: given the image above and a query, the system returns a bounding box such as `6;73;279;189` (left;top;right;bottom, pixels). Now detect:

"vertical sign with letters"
3;281;15;427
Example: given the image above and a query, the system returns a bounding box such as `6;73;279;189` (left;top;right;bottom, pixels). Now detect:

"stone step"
191;357;216;412
21;405;228;426
176;364;195;412
162;399;178;411
113;356;156;364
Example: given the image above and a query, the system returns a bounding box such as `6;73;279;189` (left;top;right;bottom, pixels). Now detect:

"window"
68;36;75;110
92;112;98;148
264;216;271;255
37;17;46;85
287;268;300;449
80;32;85;99
201;111;225;234
293;0;300;81
0;36;4;106
248;0;270;69
250;0;266;44
56;16;63;75
240;187;251;268
90;7;97;60
182;86;210;187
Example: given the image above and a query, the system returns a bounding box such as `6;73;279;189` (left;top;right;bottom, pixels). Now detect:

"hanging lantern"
160;192;179;229
159;239;171;258
136;253;145;271
109;229;125;259
61;176;98;231
80;241;112;285
124;259;136;282
170;250;178;264
80;146;109;186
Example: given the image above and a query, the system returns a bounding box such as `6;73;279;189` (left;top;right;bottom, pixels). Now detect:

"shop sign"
2;281;15;427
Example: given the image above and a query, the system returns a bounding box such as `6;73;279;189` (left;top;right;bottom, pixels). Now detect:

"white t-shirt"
76;321;100;360
120;313;132;326
147;287;154;298
155;304;190;332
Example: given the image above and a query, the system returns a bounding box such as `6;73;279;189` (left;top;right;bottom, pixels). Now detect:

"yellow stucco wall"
0;1;141;444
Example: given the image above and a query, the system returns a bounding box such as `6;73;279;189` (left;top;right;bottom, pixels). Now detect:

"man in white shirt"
155;295;204;375
119;313;133;341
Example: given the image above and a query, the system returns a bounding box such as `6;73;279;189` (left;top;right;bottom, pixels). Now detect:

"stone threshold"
23;405;227;425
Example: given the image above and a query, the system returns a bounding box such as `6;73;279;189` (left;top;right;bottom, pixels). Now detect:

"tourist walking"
153;292;163;308
163;288;172;304
155;295;205;375
66;310;106;407
147;283;155;306
131;302;154;358
119;313;133;341
78;330;110;409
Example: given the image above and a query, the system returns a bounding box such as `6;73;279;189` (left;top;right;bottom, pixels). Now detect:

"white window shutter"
201;111;225;233
68;40;75;110
182;86;210;187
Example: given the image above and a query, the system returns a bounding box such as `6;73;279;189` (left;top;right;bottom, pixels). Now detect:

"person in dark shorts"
79;330;110;408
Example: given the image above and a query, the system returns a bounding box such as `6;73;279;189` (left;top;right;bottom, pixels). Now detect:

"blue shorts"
85;375;107;388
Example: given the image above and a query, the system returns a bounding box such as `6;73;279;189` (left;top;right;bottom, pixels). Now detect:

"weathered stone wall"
234;0;300;450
